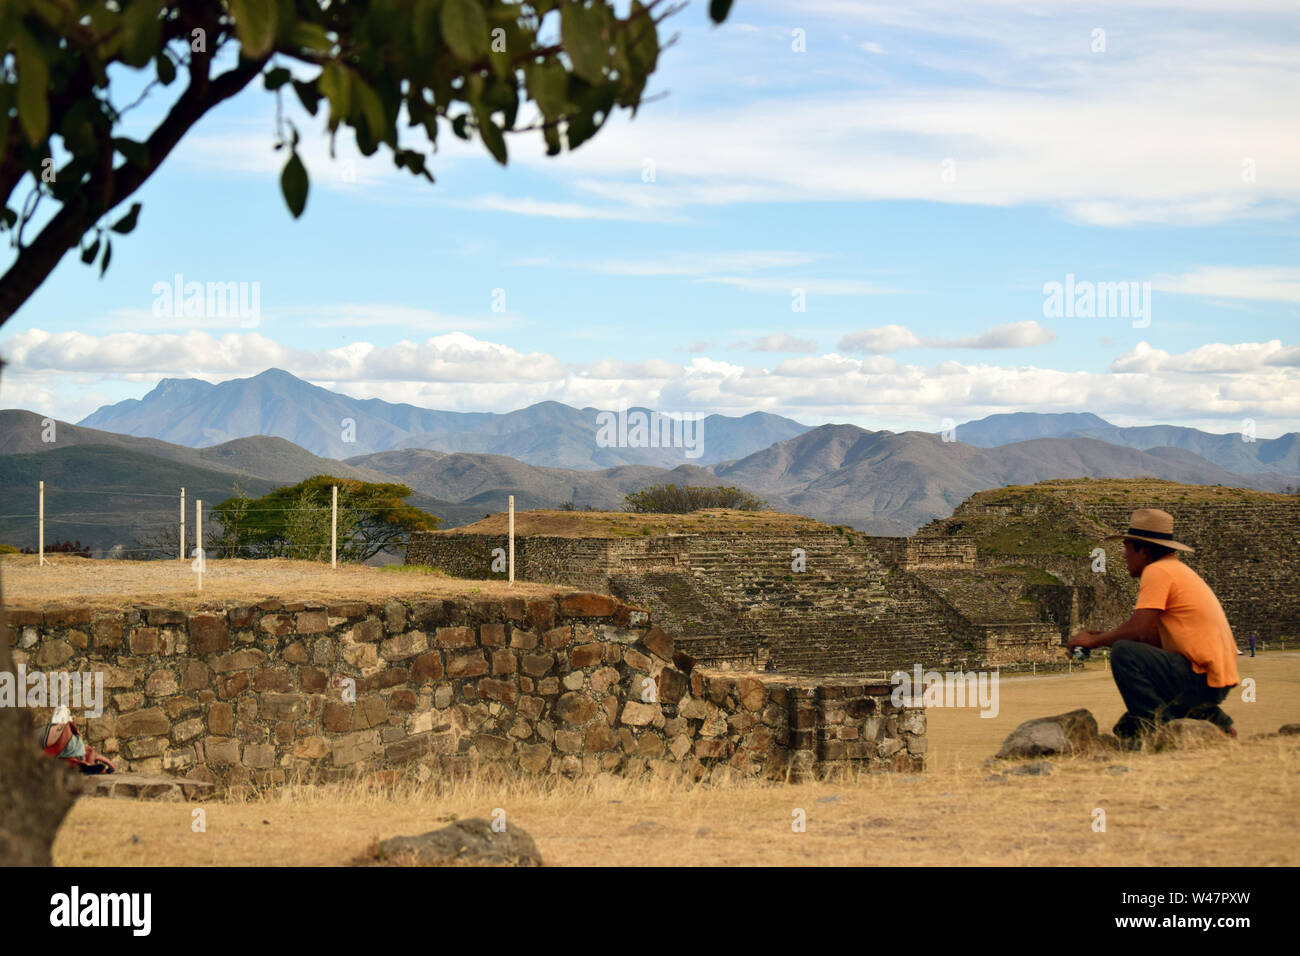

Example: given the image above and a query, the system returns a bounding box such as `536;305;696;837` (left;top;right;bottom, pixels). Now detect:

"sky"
2;0;1298;437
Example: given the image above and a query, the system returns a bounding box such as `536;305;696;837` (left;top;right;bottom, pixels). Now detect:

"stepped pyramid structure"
406;480;1299;676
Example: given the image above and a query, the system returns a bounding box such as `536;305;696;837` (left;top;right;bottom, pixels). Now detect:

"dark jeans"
1110;640;1233;737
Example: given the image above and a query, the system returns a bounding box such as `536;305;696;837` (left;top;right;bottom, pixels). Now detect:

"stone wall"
4;594;923;789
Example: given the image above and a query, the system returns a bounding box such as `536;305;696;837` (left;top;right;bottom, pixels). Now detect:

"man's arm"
1068;609;1161;650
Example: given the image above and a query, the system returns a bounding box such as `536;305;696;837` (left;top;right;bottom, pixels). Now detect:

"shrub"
624;484;767;514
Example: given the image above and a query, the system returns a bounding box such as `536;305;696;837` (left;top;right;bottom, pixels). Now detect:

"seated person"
1068;508;1238;743
39;707;115;773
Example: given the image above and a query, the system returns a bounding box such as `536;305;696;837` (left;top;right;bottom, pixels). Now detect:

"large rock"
995;709;1100;759
1153;719;1229;751
375;819;541;867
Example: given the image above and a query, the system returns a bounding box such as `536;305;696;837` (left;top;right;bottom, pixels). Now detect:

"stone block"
434;626;475;648
206;737;241;767
117;707;169;738
380;631;428;661
296;610;329;634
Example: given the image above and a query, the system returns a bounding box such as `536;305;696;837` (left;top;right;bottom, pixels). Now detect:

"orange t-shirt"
1136;554;1239;688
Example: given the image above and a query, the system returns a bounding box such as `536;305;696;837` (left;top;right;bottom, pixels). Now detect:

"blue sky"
3;0;1298;436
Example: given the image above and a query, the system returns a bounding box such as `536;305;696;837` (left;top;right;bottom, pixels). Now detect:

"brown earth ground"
50;654;1300;867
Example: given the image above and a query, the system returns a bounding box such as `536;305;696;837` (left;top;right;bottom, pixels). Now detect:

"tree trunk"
0;360;79;864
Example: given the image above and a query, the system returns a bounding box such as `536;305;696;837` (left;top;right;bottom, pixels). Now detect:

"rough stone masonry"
4;593;924;790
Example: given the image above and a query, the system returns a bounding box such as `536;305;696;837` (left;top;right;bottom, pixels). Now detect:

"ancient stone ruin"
407;479;1299;675
4;592;924;790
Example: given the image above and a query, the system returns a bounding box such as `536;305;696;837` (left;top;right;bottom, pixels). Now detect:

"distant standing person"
1068;509;1239;744
1249;632;1257;657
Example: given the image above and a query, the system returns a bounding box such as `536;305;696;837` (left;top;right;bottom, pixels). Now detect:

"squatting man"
1068;508;1238;744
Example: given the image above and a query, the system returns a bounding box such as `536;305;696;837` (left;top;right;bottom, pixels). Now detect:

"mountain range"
2;369;1297;553
78;368;809;467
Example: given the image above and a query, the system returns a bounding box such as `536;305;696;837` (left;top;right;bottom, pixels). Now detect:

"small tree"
624;483;767;514
213;475;438;561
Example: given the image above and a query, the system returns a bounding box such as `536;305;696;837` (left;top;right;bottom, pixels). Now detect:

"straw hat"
1104;508;1194;552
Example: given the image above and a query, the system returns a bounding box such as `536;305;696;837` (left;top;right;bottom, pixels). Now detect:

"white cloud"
948;320;1058;349
839;324;923;353
1152;266;1300;303
839;321;1056;353
1110;339;1300;373
749;334;819;353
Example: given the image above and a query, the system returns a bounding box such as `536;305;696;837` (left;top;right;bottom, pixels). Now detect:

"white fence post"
38;480;44;566
195;498;203;590
508;495;515;586
331;484;338;568
180;487;186;561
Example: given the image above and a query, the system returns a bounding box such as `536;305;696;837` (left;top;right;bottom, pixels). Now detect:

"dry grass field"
50;654;1300;867
0;554;566;609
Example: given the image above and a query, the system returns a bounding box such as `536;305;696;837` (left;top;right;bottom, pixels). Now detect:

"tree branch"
0;55;266;325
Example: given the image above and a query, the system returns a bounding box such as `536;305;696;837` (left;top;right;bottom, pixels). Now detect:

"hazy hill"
0;409;393;484
711;425;1298;534
77;368;810;466
955;411;1300;475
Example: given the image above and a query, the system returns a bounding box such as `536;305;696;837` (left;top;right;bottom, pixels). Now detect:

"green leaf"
111;202;142;234
264;67;292;90
99;237;112;278
229;0;279;60
12;28;50;145
708;0;734;24
413;0;442;56
288;21;333;54
121;0;163;67
628;2;659;74
318;62;351;130
542;122;562;156
350;75;388;141
441;0;489;62
293;79;321;116
561;2;608;84
81;236;101;264
451;113;469;139
527;61;568;118
476;109;507;165
156;50;177;85
280;151;309;218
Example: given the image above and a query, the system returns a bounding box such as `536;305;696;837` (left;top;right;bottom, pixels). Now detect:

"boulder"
1153;719;1229;751
375;819;541;867
995;708;1100;759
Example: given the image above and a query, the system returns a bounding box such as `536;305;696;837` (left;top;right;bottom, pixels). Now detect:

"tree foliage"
624;483;767;514
210;474;439;561
0;0;735;324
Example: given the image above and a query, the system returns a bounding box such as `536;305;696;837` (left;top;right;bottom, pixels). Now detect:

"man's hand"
1068;630;1102;650
1070;610;1163;650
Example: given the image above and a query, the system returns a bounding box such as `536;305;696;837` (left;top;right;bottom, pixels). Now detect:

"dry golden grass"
447;508;836;537
989;478;1294;505
0;555;567;611
51;654;1300;867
